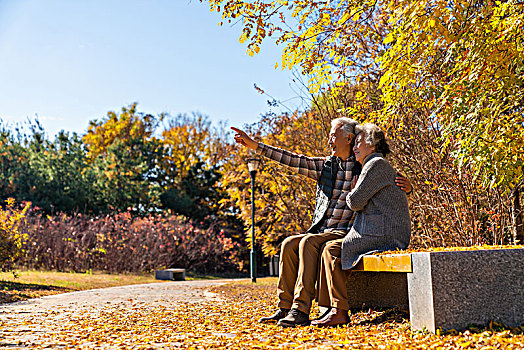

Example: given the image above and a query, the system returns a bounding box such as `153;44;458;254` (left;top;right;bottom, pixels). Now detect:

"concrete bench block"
155;268;186;281
408;249;524;332
346;271;409;311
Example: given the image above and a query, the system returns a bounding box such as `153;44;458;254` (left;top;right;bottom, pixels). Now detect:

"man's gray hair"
331;117;358;137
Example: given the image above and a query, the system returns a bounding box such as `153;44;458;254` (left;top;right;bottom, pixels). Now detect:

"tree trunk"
511;183;523;245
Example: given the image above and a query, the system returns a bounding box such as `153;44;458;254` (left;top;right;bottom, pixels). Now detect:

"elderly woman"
312;123;411;327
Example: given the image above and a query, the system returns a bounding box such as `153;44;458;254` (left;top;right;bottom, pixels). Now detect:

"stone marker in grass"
155;269;186;281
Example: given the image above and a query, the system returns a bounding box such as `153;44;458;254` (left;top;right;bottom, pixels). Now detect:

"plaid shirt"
256;143;359;233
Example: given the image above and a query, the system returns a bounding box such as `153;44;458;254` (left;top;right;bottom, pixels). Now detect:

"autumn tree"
204;0;524;247
160;113;239;227
83;103;161;160
160;113;226;185
0;121;100;213
0;123;30;202
26;131;97;213
378;0;524;243
83;103;165;213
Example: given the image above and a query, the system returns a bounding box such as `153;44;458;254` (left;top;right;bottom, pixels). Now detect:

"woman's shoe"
312;307;332;322
311;307;350;327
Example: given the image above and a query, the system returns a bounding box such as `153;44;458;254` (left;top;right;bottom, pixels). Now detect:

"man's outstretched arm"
230;126;325;180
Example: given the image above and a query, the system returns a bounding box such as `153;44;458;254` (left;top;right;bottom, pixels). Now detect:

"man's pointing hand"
231;127;258;150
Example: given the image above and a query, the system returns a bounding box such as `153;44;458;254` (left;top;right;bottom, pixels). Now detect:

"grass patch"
185;271;249;280
228;276;278;286
0;269;162;304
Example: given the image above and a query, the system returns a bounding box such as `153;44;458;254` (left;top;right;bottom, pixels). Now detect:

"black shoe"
277;308;310;327
258;308;289;323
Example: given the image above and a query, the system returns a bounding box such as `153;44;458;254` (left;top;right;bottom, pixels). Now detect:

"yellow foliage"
378;0;524;192
0;198;31;269
83;102;159;160
204;0;524;193
161;113;230;184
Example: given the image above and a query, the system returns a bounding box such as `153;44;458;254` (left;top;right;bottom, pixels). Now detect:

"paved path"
0;280;233;348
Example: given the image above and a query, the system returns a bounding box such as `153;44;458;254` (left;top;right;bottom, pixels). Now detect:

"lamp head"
247;158;261;173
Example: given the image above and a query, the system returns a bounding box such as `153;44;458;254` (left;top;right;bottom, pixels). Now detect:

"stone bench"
347;248;524;333
155;268;186;281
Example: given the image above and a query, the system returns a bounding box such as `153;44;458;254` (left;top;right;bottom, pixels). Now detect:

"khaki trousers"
317;238;350;311
277;231;346;314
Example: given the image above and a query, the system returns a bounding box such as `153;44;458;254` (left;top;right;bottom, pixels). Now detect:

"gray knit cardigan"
341;153;411;270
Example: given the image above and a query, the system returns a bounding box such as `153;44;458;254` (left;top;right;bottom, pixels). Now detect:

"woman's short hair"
355;123;391;157
331;117;358;137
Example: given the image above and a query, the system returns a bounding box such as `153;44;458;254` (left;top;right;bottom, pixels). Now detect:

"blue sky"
0;0;303;138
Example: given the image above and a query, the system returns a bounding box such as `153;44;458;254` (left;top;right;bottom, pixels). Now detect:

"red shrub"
18;212;244;274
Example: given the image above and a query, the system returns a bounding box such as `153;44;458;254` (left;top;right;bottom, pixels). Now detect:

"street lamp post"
247;158;261;283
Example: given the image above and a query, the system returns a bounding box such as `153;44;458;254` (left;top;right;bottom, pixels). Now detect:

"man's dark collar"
327;155;356;163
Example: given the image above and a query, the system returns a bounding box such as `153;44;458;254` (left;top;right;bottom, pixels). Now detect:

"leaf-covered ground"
1;278;523;349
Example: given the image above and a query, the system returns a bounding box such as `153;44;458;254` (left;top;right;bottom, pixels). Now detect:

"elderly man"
231;118;411;327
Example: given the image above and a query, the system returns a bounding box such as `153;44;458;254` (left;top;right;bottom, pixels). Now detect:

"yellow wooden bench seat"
352;254;412;272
